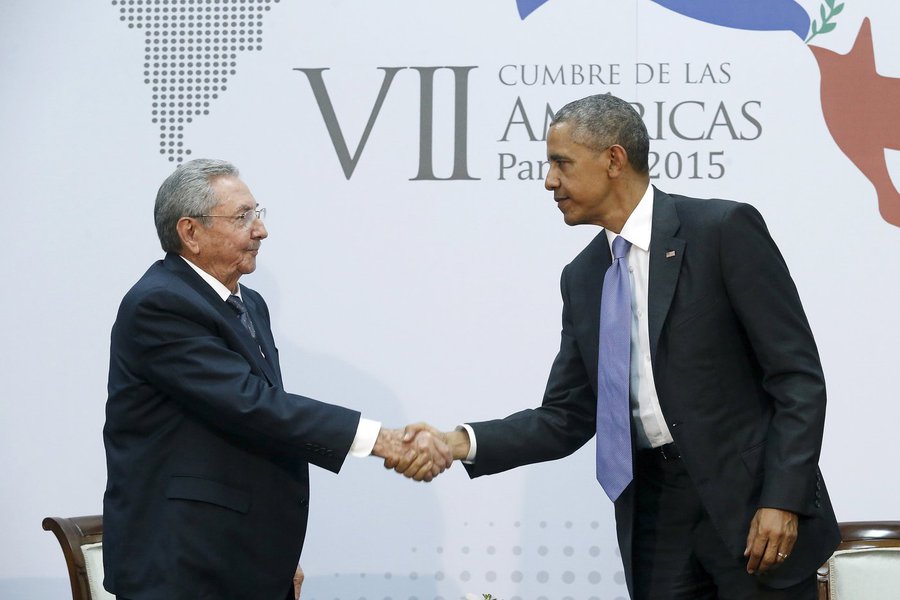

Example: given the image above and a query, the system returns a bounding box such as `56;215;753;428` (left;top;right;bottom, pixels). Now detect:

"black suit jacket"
465;188;840;592
103;253;361;599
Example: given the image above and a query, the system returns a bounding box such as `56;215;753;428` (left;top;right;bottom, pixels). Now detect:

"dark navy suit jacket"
464;188;840;594
103;253;360;599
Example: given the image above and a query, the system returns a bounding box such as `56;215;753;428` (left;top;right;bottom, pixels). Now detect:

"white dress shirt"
606;185;674;449
180;255;380;457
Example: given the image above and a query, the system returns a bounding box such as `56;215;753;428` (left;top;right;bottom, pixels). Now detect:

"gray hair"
550;94;650;174
154;158;239;253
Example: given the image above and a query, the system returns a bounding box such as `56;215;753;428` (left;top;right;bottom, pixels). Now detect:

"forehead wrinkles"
211;178;256;214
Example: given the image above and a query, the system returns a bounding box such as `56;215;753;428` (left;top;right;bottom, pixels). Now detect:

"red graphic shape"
810;18;900;227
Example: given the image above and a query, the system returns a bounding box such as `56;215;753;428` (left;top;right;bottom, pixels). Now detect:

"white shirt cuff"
349;418;381;457
458;424;477;463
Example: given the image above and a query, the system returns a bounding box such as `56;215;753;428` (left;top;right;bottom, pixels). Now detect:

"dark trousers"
117;584;294;600
631;449;816;600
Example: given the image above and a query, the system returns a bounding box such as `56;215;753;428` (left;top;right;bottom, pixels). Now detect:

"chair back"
42;515;114;600
818;521;900;600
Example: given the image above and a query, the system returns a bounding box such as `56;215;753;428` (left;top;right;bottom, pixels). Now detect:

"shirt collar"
605;183;654;252
179;255;242;301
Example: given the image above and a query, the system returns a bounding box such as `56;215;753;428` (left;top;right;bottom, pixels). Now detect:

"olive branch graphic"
806;0;845;43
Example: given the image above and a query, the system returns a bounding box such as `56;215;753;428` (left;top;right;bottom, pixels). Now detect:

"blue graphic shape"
649;0;810;39
517;0;551;19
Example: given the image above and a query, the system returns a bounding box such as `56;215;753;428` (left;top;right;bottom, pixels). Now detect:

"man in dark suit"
404;94;840;599
103;159;449;600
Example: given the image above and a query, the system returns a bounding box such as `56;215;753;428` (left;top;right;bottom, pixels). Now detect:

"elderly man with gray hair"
103;159;448;600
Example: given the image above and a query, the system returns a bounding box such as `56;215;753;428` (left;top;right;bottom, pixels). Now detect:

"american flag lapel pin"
666;250;676;258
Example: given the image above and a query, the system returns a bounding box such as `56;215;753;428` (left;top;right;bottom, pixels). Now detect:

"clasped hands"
372;423;469;482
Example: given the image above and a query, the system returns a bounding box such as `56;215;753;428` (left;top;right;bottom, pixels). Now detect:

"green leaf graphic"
806;0;846;43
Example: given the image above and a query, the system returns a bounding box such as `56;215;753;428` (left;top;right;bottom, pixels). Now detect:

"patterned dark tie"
226;295;257;339
596;235;633;501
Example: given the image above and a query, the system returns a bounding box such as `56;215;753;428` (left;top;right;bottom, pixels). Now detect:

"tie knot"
226;295;247;316
611;235;631;260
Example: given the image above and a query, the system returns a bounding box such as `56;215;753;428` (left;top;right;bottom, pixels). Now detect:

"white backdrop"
1;1;898;599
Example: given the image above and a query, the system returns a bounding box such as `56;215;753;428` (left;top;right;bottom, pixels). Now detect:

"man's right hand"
401;422;471;464
372;426;453;482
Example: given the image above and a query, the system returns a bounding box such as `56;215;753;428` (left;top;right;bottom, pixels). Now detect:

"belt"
641;442;681;461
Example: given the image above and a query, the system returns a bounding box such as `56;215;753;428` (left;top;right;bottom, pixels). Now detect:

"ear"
176;216;203;256
607;145;629;177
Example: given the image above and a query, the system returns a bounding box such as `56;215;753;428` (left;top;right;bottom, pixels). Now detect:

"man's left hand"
744;507;798;574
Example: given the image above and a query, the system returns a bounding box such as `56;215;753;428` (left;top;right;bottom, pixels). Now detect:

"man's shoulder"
657;189;744;220
656;189;773;238
124;256;180;293
657;191;780;263
118;256;207;314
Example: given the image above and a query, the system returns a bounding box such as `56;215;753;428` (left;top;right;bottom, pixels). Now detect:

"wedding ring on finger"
776;552;789;561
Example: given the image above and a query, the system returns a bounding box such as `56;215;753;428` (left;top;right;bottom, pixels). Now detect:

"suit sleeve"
117;285;360;473
719;203;826;515
465;264;597;478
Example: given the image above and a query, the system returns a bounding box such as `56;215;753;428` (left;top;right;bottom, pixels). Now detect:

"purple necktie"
596;235;633;501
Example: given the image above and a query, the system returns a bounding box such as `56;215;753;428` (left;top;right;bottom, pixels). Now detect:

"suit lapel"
164;254;279;385
647;188;685;360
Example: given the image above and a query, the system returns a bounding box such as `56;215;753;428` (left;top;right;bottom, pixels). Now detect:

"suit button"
815;501;821;508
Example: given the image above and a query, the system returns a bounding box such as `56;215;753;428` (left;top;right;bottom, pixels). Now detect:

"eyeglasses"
193;207;266;229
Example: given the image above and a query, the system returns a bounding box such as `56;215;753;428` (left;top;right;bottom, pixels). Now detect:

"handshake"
371;423;471;482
